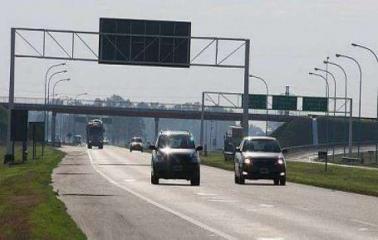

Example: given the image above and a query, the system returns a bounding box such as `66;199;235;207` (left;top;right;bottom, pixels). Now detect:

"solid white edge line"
87;149;237;240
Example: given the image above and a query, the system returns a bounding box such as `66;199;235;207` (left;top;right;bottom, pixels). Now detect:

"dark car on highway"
149;131;203;186
129;137;144;152
234;136;287;185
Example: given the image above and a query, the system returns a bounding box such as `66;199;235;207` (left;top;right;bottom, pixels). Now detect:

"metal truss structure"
5;27;251;160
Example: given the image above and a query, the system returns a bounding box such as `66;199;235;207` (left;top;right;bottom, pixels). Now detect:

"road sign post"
242;40;250;137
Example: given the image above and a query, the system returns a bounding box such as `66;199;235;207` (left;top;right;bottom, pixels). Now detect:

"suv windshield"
132;137;142;143
242;139;281;153
158;134;195;149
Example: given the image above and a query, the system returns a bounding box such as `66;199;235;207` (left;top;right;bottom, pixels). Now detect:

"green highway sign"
272;95;297;110
242;94;267;109
302;97;328;112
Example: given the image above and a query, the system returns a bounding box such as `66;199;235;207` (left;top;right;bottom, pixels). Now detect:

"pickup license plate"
172;165;183;171
259;168;269;174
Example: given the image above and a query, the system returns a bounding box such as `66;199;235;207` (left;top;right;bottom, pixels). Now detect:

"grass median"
201;152;378;197
0;145;86;240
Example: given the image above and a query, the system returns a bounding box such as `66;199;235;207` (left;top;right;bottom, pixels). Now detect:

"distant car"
129;137;144;152
234;136;287;185
149;131;203;186
72;135;82;145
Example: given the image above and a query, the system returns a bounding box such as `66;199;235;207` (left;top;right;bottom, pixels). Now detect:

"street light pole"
336;53;363;157
324;60;349;155
52;78;70;103
351;43;378;63
315;67;337;160
309;72;330;171
50;78;70;145
249;74;269;136
43;63;65;149
45;70;67;142
314;68;337;116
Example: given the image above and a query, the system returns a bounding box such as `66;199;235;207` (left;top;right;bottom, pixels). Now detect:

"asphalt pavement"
52;145;378;240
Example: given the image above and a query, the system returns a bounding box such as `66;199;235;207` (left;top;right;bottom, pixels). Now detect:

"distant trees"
104;95;145;145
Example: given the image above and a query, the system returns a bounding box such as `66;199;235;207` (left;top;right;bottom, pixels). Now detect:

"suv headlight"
244;158;252;164
277;157;285;165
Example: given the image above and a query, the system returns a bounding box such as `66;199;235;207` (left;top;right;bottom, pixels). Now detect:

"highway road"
53;146;378;240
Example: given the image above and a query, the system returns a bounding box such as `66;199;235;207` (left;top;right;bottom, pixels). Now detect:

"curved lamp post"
249;74;269;136
324;60;349;155
315;68;337;116
336;53;362;157
47;70;67;104
352;43;378;120
309;72;330;171
52;78;71;104
351;43;378;63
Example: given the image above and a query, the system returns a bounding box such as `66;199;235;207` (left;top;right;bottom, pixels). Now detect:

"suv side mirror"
149;145;157;151
235;147;241;152
195;146;203;151
282;148;288;154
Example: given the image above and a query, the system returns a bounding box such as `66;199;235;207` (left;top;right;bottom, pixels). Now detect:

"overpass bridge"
0;97;309;122
2;96;375;148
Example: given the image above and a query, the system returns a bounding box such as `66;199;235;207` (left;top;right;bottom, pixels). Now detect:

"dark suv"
234;137;287;185
149;131;203;186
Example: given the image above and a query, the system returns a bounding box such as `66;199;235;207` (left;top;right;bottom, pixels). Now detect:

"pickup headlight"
244;158;252;164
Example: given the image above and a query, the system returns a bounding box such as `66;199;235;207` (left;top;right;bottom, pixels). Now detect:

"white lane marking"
358;228;368;232
350;219;378;228
124;179;136;182
208;199;238;203
196;192;218;197
259;204;274;208
87;150;237;240
257;238;285;240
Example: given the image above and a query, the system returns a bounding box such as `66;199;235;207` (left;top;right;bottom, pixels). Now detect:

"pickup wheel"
151;171;159;185
190;167;200;186
279;176;286;186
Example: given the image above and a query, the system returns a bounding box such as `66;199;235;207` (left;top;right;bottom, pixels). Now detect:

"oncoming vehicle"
149;131;203;186
129;137;143;152
234;136;287;185
73;135;82;145
86;119;105;149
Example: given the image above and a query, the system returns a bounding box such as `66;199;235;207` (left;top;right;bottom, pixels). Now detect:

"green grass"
201;152;378;197
0;145;86;240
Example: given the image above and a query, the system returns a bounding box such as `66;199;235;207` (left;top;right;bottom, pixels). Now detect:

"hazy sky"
1;0;378;117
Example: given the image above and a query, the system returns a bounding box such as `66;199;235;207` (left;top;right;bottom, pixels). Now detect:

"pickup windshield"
242;139;281;153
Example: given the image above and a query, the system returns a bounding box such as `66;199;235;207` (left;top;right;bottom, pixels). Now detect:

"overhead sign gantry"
4;18;251;162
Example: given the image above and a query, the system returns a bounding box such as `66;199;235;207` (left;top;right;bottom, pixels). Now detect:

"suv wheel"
274;178;279;185
190;167;200;186
87;144;92;149
239;174;245;184
234;172;239;184
279;176;286;186
151;171;159;185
